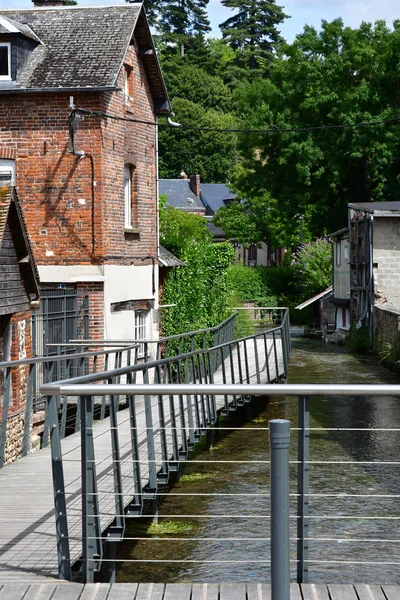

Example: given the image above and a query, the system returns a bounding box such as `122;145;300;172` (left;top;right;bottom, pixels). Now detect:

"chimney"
189;174;200;197
32;0;74;6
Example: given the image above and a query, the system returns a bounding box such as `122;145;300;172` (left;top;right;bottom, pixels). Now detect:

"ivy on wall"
159;199;234;347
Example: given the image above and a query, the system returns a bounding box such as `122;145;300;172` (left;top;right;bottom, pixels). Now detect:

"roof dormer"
0;15;41;82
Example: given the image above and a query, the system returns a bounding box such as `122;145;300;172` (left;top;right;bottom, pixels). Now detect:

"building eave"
295;286;333;310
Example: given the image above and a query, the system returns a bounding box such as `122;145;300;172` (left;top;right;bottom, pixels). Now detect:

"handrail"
66;312;239;346
0;343;140;369
41;324;289;389
41;383;400;397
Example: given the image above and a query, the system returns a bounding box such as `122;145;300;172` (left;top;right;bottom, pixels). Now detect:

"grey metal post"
297;395;309;583
47;394;71;580
269;419;290;600
81;395;101;583
22;363;35;457
0;367;11;467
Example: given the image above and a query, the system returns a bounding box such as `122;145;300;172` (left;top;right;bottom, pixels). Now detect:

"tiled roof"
200;183;236;215
159;245;185;267
0;15;41;42
159;179;205;212
0;5;169;110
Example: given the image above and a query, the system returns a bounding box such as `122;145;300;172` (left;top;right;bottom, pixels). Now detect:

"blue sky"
2;0;399;42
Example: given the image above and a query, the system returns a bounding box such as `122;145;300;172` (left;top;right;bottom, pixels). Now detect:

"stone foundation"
374;304;400;355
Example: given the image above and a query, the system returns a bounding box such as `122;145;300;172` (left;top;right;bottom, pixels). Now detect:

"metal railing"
66;312;238;361
39;380;400;593
0;313;238;468
35;311;289;582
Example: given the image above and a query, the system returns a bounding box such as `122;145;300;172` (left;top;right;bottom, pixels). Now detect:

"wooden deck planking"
355;585;388;600
0;583;398;599
0;338;284;581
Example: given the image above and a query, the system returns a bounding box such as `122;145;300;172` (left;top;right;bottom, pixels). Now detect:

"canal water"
117;338;400;584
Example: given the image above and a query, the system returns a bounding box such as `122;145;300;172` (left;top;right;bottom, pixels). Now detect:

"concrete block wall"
373;218;400;306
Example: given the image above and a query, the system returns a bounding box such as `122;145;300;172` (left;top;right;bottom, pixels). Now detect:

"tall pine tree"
158;0;211;56
219;0;289;71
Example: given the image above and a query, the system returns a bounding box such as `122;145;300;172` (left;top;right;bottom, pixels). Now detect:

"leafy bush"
345;325;371;354
226;265;278;307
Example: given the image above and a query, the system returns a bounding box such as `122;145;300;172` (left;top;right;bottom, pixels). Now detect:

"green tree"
232;19;400;244
219;0;289;72
157;0;211;57
158;97;237;182
292;238;332;297
161;61;233;113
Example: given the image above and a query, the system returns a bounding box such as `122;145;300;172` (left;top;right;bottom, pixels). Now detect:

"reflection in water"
117;339;400;584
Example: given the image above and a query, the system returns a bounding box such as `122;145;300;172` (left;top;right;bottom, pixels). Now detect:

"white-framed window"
0;43;11;81
0;159;15;185
134;310;148;356
124;165;132;228
344;244;349;261
124;66;133;104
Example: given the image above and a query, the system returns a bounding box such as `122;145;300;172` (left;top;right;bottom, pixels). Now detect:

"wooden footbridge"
0;310;290;583
2;308;400;598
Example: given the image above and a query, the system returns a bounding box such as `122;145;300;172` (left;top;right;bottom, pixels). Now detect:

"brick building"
0;2;170;348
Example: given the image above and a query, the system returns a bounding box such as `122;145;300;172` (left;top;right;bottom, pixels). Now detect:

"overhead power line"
71;107;400;134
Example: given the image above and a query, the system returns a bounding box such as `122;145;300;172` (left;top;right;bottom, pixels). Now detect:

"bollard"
269;419;290;600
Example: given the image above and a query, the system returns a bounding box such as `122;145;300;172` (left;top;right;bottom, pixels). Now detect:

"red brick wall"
98;41;158;263
77;282;104;341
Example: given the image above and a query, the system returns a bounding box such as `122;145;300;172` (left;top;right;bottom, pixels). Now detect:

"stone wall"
374;304;400;355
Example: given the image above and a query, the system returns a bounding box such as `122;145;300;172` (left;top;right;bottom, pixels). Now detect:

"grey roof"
206;221;226;240
295;287;333;310
159;179;205;212
0;15;42;42
159;245;185;268
349;202;400;215
0;5;170;111
200;183;236;215
327;227;349;239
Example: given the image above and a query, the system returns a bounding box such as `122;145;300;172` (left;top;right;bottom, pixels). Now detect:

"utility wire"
71;107;400;134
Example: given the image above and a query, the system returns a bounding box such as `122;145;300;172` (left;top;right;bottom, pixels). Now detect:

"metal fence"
0;313;238;468
36;311;290;582
38;381;400;595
